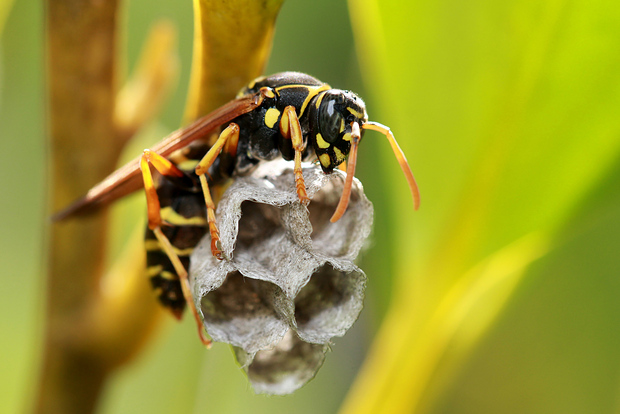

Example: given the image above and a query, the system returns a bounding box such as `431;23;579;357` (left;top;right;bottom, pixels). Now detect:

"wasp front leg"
140;150;212;346
195;123;240;260
280;106;310;205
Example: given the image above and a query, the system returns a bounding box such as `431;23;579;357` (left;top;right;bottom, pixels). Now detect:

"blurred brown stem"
36;0;284;412
36;0;160;412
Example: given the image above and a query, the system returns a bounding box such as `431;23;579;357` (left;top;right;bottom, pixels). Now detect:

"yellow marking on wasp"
342;132;352;142
167;150;189;165
160;206;208;226
144;239;162;251
319;153;331;167
275;84;330;117
315;133;330;149
339;117;345;133
261;87;275;99
176;159;200;171
146;265;164;277
147;267;177;281
333;147;346;162
265;107;280;129
237;76;267;97
145;239;195;256
347;107;364;119
315;90;327;109
160;270;178;280
249;76;265;89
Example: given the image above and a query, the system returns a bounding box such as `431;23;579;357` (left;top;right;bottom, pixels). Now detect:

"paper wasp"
55;72;420;345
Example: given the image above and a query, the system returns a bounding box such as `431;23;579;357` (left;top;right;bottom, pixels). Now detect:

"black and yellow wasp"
56;72;420;345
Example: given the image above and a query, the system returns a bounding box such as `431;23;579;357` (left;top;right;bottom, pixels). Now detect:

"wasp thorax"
310;90;368;173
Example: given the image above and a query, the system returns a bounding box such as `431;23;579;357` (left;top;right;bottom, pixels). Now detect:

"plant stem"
37;0;120;412
36;0;285;411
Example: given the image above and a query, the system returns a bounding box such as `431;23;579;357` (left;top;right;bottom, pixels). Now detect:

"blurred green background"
3;0;620;413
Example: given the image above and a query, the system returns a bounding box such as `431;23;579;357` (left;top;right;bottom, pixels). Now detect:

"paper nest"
189;159;373;395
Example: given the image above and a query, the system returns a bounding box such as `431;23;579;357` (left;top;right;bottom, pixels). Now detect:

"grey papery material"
189;159;373;394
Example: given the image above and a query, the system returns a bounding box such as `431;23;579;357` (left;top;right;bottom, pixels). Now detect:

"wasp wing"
53;94;261;221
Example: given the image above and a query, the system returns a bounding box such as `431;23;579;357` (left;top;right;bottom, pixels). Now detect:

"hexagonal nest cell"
189;159;374;394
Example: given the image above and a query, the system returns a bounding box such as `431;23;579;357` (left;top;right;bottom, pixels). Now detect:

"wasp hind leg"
280;106;310;205
140;150;212;347
195;123;240;260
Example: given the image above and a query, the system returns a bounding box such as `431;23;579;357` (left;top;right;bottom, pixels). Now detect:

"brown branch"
38;0;119;411
36;0;285;412
37;0;143;412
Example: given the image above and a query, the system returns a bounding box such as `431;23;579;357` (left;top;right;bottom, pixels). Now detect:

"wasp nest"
190;160;373;395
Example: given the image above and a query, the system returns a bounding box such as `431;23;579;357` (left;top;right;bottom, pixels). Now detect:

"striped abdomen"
145;145;210;318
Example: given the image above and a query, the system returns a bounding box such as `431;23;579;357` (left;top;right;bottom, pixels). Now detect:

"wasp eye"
319;99;344;144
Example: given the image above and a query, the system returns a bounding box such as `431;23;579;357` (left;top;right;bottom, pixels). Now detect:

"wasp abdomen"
145;167;208;317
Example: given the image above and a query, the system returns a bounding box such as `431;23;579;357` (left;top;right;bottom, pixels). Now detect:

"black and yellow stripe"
145;152;209;318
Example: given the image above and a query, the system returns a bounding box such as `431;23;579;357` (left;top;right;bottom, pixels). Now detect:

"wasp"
56;72;420;346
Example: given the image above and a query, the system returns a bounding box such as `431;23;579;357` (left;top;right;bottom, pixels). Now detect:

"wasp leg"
195;123;240;260
280;106;310;205
140;151;212;347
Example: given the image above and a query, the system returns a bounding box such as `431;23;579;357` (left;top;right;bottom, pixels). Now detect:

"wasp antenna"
362;121;420;210
331;122;361;223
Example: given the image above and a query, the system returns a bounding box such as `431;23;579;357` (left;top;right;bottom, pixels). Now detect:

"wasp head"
309;88;420;223
309;89;368;173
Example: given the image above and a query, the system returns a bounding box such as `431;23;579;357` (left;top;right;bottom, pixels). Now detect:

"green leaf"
184;0;284;119
343;0;620;412
0;0;14;35
436;164;620;413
